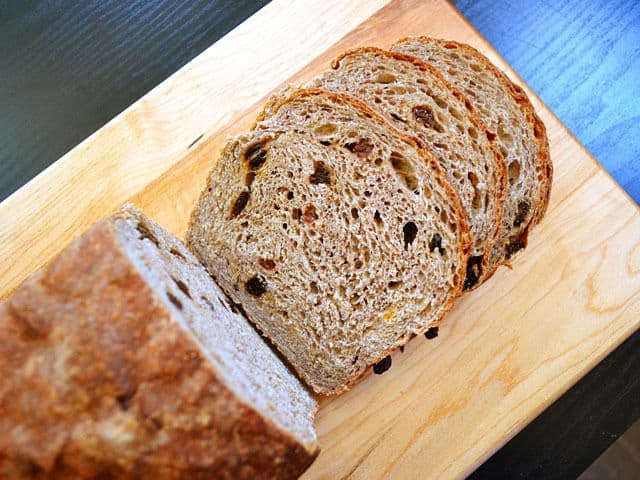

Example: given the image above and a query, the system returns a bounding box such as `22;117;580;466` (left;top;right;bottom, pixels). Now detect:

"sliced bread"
303;47;506;289
0;205;318;480
392;37;552;275
187;89;471;395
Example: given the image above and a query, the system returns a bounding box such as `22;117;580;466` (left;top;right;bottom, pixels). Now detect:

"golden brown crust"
0;218;317;479
260;87;471;395
332;46;507;289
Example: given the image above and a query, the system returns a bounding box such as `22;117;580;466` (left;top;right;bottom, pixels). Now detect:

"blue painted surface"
453;0;640;204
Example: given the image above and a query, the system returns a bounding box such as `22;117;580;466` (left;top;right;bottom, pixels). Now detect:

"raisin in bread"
392;37;552;276
0;205;318;480
303;47;506;290
187;89;471;395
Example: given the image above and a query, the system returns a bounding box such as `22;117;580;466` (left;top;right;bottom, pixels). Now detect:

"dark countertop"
1;1;639;477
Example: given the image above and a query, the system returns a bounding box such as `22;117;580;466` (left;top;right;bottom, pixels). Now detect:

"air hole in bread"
355;259;364;269
245;172;256;187
389;112;406;124
403;221;418;248
309;161;333;185
282;223;288;230
374;97;382;104
508;160;521;184
429;233;443;254
345;137;374;157
373;210;383;226
171;277;192;299
229;191;250;219
245;275;267;297
374;157;383;166
364;190;372;197
166;291;183;310
169;246;186;261
315;123;337;136
448;106;463;120
286;191;294;200
389;151;419;193
434;142;448;150
444;42;458;49
388;280;403;290
245;142;268;170
498;125;513;144
292;208;302;220
376;72;396;83
468;171;481;209
468;126;478;139
472;189;482;210
320;140;331;146
351;207;359;219
440;209;448;224
115;392;133;411
534;122;545;139
136;221;159;247
309;281;319;294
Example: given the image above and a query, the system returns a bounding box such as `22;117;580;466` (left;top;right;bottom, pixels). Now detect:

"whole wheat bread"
0;205;318;480
302;47;506;289
392;37;552;276
187;89;471;395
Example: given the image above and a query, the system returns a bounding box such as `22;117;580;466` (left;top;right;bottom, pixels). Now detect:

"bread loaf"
392;37;552;276
0;205;318;479
187;89;471;395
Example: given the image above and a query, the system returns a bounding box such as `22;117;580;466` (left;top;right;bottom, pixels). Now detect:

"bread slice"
187;89;471;395
392;37;552;276
302;47;506;290
0;205;318;480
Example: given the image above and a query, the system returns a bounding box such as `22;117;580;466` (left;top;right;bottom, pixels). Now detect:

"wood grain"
1;0;639;478
472;327;640;478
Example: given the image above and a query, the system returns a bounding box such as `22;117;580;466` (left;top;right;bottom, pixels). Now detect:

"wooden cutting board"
1;0;639;478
